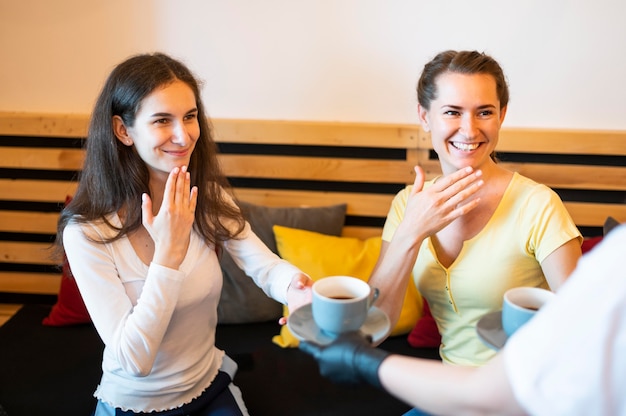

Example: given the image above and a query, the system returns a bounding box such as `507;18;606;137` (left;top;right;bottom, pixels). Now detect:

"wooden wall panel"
1;112;624;300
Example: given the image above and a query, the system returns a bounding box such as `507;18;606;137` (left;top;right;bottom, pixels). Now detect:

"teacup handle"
368;287;380;308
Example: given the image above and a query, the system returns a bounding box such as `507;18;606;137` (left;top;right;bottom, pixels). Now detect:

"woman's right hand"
142;165;198;269
401;165;483;241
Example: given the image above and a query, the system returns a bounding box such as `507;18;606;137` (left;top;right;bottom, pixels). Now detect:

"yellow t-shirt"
382;173;582;366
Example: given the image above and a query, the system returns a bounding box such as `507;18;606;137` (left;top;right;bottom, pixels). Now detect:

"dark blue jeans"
94;371;246;416
403;407;431;416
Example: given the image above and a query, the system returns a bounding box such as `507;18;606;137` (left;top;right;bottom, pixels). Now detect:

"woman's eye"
184;113;198;121
154;118;169;124
444;110;460;116
478;110;494;117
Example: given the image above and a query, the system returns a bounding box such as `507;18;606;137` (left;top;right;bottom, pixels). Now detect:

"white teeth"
452;142;480;151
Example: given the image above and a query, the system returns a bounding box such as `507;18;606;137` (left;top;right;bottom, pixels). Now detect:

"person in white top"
56;52;312;415
301;224;626;415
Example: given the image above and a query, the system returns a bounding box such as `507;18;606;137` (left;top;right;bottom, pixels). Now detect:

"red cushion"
42;260;91;326
42;196;91;326
407;299;441;348
581;236;603;254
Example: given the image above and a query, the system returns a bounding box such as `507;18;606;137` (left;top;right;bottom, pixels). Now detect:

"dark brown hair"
417;50;509;110
56;52;244;253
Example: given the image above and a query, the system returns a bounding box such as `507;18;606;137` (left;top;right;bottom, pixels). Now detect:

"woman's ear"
112;116;133;146
417;104;430;132
499;105;508;124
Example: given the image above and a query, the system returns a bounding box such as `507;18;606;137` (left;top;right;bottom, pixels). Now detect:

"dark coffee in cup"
518;305;540;311
312;276;378;335
502;287;555;337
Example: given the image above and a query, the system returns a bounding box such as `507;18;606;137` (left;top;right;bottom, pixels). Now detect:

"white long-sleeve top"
63;212;301;413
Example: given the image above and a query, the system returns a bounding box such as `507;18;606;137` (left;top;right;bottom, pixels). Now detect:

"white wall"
1;0;625;129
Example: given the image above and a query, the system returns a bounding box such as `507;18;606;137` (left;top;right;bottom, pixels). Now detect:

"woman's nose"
171;121;190;145
459;115;480;138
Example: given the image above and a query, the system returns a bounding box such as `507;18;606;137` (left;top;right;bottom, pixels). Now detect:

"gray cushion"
217;201;347;324
604;216;620;236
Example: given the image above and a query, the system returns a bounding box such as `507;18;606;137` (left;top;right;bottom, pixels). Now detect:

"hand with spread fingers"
142;165;198;270
400;165;483;243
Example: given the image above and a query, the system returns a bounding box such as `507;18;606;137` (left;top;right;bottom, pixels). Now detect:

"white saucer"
476;310;508;350
288;304;390;346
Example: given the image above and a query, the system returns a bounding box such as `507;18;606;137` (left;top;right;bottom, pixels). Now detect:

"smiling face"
418;72;507;175
113;79;200;182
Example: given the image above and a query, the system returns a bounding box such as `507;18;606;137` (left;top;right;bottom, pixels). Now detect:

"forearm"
224;225;297;304
379;354;525;416
368;230;424;330
299;329;525;415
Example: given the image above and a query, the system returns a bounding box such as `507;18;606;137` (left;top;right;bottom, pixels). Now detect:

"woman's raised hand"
142;166;198;269
401;166;483;241
279;273;314;325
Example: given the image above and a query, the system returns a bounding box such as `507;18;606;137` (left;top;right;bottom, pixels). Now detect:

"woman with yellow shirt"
368;50;582;366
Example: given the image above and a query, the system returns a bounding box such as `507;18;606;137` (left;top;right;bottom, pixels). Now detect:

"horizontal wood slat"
4;111;625;155
0;211;59;234
0;112;419;149
0;147;84;170
419;162;626;191
498;129;626;155
564;202;626;227
0;272;61;295
417;128;626;155
0;113;89;138
0;179;77;203
220;155;415;184
0;241;56;265
213;119;419;148
503;163;626;191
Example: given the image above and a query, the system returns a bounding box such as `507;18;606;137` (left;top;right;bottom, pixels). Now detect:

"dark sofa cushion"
217;201;347;324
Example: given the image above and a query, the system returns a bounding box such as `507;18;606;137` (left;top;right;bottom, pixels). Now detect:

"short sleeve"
523;184;582;263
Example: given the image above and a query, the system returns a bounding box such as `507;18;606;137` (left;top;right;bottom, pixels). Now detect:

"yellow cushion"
272;225;422;348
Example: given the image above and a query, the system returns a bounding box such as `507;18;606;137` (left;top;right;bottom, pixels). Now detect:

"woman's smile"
162;148;192;158
450;141;482;152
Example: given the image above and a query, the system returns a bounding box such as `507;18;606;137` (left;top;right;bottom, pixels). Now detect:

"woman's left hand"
143;165;198;270
279;273;313;325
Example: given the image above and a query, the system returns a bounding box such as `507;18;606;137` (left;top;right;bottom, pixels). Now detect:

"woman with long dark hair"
57;53;311;415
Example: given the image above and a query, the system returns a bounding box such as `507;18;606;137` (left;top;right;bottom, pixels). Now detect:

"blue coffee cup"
312;276;379;336
502;287;555;337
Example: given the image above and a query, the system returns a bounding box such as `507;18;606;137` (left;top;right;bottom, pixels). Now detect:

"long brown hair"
56;53;244;253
